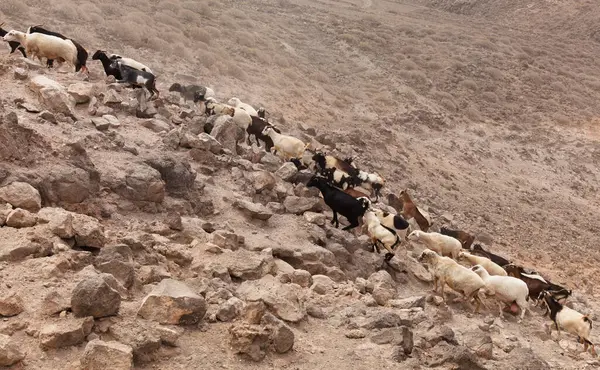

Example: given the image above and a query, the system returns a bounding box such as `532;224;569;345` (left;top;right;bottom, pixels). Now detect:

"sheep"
471;265;530;322
398;190;432;231
107;52;153;73
169;83;214;102
440;227;475;249
3;30;78;72
504;263;572;308
471;244;511;267
408;230;462;260
262;126;309;161
227;97;258;117
457;251;507;276
372;208;409;241
112;60;159;100
306;175;370;231
418;248;485;312
26;25;88;73
246;115;281;151
0;23;26;57
363;210;401;262
539;291;597;356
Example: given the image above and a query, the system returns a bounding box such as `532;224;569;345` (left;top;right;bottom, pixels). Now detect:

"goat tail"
584;315;593;329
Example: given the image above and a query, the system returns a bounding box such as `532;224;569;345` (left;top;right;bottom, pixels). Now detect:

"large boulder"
29;75;76;118
144;155;197;197
71;274;122;318
5;208;38;228
0;181;41;212
0;226;53;262
232;199;273;221
37;164;97;205
270;242;337;276
212;248;275;281
236;275;306;322
137;279;207;325
0;334;25;367
39;316;94;350
37;207;75;239
81;340;134;370
109;320;161;363
67;82;95;104
283;196;321;214
210;116;244;154
95;245;135;289
367;270;397;306
72;213;106;249
98;161;165;203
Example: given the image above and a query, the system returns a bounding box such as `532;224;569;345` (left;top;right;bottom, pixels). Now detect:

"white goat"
372;208;410;241
471;265;530;322
418;249;485;312
262;127;308;160
458;251;507;276
363;210;401;261
3;30;77;69
108;53;153;73
227;97;258;117
204;98;252;130
408;230;462;259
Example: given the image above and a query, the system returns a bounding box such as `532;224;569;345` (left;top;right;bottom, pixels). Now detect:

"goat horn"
0;22;5;28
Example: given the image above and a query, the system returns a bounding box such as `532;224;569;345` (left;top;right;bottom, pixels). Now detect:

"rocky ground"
0;0;600;369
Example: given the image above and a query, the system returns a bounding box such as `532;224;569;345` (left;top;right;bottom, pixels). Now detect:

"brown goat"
440;227;475;249
343;187;371;200
399;190;431;231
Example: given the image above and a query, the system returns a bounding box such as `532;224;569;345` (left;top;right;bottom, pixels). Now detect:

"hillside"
0;0;599;369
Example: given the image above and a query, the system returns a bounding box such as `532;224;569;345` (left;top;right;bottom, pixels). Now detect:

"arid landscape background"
0;0;599;369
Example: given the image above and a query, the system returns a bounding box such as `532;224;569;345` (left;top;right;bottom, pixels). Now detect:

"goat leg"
341;217;359;231
332;211;339;228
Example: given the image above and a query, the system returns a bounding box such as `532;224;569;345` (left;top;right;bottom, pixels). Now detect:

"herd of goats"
0;22;596;358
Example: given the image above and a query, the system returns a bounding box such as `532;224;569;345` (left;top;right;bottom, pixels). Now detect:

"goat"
364;210;401;262
246;116;280;151
92;50;124;79
26;25;88;73
440;227;475;249
3;30;78;72
504;263;572;310
372;208;409;240
227;97;258;117
306;175;370;231
262;127;308;161
408;230;462;260
398;190;431;231
0;23;26;57
471;244;511;267
351;170;385;201
312;152;358;178
457;251;507;276
539;291;597;357
169;83;214;101
112;60;159;99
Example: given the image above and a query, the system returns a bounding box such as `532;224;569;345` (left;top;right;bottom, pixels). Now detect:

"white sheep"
418;249;485;311
457;251;507;276
408;230;462;259
372;208;410;241
363;210;401;261
471;265;530;322
262;127;309;160
227;97;258;117
204;98;252;130
108;53;153;73
539;291;597;356
3;30;77;70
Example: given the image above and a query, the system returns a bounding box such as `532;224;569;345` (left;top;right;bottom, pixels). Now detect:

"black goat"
169;83;207;101
27;25;88;72
92;50;123;79
306;175;370;230
471;244;511;267
0;24;26;57
246;115;280;152
113;61;159;99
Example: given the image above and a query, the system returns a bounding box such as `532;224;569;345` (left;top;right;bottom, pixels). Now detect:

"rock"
100;161;165;203
5;208;38;228
228;323;270;361
103;114;120;128
72;213;106;249
91;117;110;131
0;226;53;262
13;67;28;80
144;155;196;198
355;309;419;330
211;116;245;154
103;89;122;105
0;181;41;212
209;230;242;250
422;325;457;347
81;340;134;370
242;301;267;325
261;313;295;354
40;290;70;316
39;316;94;350
137;279;207;325
310;274;335;295
275;162;298;181
194;133;223;154
464;331;493;360
368;270;397;306
216;297;245;322
39;110;57;124
389;296;426;309
270;242;336;276
28;75;76;118
291;269;312;288
141;119;170;133
304;211;326;226
17;101;41;113
236;275;306;322
37;207;75;239
0;292;24;317
67;82;94;104
233;199;273;221
253;171;276;193
283;196;320;214
216;248;274;281
109;320;161;363
156;326;183;346
95;258;135;289
0;334;25;366
346;329;367;339
307;305;327;319
71;274;122;318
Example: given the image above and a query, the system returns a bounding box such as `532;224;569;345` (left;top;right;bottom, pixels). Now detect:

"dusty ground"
0;0;599;369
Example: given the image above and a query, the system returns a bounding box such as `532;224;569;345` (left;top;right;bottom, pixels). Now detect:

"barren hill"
0;0;599;369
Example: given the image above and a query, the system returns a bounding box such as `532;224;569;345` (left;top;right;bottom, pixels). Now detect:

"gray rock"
228;323;270;361
253;171;277;193
13;67;28;80
236;275;306;322
144;155;196;198
194;133;223;154
0;334;25;366
71;274;121;318
291;269;312;288
209;230;243;250
39;110;57;124
368;270;397;306
68;82;94;104
0;292;24;317
92;117;110;131
210;116;245;154
389;296;426;310
310;274;335;295
80;340;134;370
216;297;245;322
109;320;161;363
141;119;170;133
275;162;298;181
72;213;106;249
137;279;207;325
233;199;273;221
0;181;41;212
5;208;37;228
28;75;76;118
304;211;326;226
283;196;321;214
39;316;94;350
37;207;74;239
103;114;121;128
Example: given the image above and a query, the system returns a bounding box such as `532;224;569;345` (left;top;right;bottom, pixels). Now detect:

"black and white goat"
0;23;26;57
306;175;370;231
246;115;281;152
112;60;159;99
